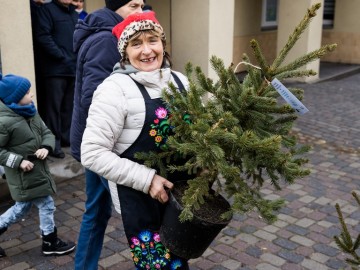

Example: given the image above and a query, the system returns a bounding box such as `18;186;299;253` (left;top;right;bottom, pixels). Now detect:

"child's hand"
35;148;49;160
20;160;34;172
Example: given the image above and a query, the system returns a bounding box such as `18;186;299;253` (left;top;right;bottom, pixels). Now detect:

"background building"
0;0;359;104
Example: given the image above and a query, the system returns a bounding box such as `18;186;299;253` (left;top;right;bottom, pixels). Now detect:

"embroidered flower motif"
153;233;161;242
139;231;152;242
155;136;162;143
132;237;140;246
155;107;168;119
171;259;183;270
150;106;173;148
149;129;157;136
129;230;184;270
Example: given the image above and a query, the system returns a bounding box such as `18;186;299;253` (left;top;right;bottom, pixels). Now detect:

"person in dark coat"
34;0;78;158
30;0;51;127
71;1;144;269
0;73;75;257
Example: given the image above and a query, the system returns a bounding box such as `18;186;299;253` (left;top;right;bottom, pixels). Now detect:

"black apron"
117;73;191;270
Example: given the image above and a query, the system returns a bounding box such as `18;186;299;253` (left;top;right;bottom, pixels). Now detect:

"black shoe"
42;228;75;256
50;149;65;159
61;141;70;147
0;227;7;236
0;227;7;258
42;238;76;256
0;246;5;258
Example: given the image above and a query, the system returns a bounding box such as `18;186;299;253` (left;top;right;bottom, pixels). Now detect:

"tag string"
234;61;271;86
234;61;261;73
264;77;271;85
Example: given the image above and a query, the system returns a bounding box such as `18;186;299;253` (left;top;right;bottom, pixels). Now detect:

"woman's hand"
149;174;174;204
20;160;34;172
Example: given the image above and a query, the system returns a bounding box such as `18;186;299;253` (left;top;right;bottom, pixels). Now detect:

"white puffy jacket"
81;67;189;213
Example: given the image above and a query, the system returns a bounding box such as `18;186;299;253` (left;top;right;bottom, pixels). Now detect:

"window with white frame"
261;0;278;29
323;0;335;27
262;0;335;29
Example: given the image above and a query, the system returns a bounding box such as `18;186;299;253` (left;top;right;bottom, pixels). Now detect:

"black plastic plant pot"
159;182;232;260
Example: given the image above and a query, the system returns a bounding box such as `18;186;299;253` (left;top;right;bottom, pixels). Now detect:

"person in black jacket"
71;1;144;269
34;0;78;158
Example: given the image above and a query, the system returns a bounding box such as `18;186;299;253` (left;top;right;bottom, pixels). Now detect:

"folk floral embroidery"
130;230;184;270
149;106;173;149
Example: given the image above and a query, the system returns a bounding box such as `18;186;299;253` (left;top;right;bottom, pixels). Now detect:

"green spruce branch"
334;192;360;269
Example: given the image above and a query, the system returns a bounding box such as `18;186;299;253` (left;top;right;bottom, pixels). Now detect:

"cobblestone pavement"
0;71;360;269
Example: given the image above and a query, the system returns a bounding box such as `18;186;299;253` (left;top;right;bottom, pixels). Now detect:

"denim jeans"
0;195;55;235
74;169;112;270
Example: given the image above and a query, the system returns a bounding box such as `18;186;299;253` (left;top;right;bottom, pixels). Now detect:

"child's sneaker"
0;227;7;257
42;228;75;256
0;246;5;257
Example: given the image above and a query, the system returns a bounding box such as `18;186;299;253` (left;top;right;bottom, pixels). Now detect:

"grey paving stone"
211;266;228;270
313;243;339;257
273;238;299;250
325;215;342;224
285;224;309;236
223;227;241;237
325;258;348;270
232;214;247;222
245;246;262;258
278;207;293;215
283;193;300;202
277;249;304;264
240;225;257;234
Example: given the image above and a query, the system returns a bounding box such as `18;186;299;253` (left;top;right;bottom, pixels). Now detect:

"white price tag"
271;78;309;115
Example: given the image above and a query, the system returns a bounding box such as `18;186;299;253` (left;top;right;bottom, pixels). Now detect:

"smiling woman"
112;11;171;70
126;31;164;71
80;11;191;270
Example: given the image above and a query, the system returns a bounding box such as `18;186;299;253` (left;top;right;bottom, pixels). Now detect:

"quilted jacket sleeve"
71;31;120;162
80;77;155;194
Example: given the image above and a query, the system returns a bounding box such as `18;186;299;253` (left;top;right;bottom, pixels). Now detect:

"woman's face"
126;32;164;72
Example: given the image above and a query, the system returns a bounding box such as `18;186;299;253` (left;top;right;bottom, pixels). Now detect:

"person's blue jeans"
74;169;112;270
0;195;55;235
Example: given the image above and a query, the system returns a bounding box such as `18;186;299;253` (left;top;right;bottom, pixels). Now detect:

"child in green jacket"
0;73;75;257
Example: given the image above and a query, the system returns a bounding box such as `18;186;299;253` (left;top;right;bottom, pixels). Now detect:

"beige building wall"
171;0;234;79
84;0;104;13
322;0;360;63
146;0;171;51
1;0;359;105
0;0;37;104
233;0;277;73
171;0;210;75
277;0;324;82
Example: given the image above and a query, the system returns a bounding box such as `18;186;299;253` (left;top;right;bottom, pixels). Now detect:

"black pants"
43;76;74;148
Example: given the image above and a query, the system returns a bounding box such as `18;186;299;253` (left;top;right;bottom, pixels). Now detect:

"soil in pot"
160;181;232;260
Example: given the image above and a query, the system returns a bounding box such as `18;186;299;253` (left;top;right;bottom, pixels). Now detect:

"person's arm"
0;123;24;170
34;6;64;59
80;33;120;120
71;33;120;161
81;78;155;194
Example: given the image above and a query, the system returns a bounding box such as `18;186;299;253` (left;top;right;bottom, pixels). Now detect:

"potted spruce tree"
136;3;337;259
